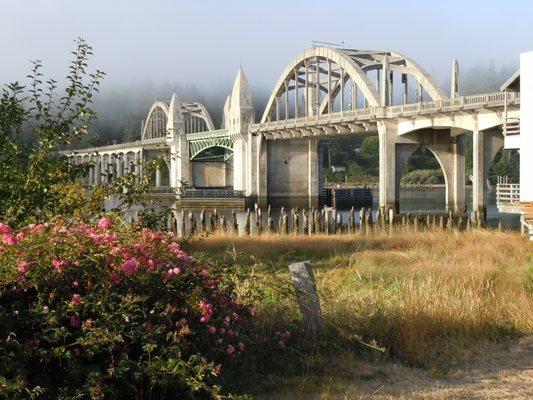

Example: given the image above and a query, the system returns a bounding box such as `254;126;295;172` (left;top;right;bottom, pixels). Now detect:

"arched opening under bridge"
191;146;233;188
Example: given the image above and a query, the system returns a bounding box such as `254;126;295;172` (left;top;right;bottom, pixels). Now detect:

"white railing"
251;91;521;133
496;177;520;205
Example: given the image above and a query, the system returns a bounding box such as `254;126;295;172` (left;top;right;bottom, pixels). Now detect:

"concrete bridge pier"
266;138;321;208
471;129;504;222
378;121;399;213
168;136;190;188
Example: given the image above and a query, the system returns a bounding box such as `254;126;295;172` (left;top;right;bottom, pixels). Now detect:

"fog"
1;0;530;143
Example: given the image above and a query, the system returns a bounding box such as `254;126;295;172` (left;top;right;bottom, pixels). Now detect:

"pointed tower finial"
167;93;184;138
230;68;253;110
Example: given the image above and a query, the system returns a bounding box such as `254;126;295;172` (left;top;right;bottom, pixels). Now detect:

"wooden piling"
181;209;186;237
188;211;195;236
200;209;206;232
281;210;288;235
232;210;238;234
303;209;309;235
219;215;226;233
244;209;251;235
256;208;262;235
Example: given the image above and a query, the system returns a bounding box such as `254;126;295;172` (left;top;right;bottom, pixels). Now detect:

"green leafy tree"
0;38;105;227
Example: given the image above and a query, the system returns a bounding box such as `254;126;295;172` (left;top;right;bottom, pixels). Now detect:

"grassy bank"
189;228;533;397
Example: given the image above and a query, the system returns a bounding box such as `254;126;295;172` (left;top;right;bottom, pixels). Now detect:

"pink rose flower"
121;258;139;274
69;315;81;328
52;259;68;273
110;273;121;284
97;217;112;229
72;280;80;288
199;315;211;323
226;345;235;355
17;261;32;274
208;326;216;334
2;234;17;246
71;294;81;305
0;223;12;235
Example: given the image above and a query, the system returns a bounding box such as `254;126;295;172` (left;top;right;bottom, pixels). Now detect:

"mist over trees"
82;81;270;147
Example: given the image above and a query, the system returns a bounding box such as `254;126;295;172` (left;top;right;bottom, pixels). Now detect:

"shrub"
0;219;257;399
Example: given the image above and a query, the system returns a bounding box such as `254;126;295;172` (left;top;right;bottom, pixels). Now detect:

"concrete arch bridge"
71;46;522;220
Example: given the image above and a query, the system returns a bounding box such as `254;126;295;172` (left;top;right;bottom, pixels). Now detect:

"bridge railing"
496;177;520;206
252;91;520;132
179;188;245;198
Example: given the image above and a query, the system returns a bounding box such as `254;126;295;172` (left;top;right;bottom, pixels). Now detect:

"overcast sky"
1;0;532;93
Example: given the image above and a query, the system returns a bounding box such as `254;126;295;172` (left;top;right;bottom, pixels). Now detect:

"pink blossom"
121;258;139;274
17;261;32;274
69;315;81;328
199;300;213;315
97;217;112;229
29;224;45;234
199;315;211;323
208;326;216;334
277;340;285;348
2;234;18;246
226;345;235;355
238;342;245;351
15;232;26;241
52;259;68;273
71;294;81;305
0;223;12;235
110;273;121;284
72;280;80;288
227;329;234;338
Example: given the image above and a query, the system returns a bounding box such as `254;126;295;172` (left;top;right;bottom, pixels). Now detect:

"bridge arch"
261;46;448;123
142;101;170;139
189;140;234;161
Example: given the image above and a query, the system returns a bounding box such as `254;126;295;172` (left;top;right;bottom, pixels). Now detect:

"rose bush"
0;218;259;399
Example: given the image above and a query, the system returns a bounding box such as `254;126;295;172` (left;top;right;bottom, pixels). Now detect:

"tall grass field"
190;227;533;398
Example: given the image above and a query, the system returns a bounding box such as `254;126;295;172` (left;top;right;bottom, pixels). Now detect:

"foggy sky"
1;0;532;97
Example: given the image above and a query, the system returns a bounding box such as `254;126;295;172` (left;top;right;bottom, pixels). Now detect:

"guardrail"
251;91;520;133
496;182;520;205
179;188;245;198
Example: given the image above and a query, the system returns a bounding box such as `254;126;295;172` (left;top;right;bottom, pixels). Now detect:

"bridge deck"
250;91;520;137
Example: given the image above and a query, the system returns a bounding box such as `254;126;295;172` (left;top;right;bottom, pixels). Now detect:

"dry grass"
189;228;533;398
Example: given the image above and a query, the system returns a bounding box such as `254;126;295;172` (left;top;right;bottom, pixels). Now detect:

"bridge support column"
472;129;504;222
168;134;190;190
256;135;268;207
427;135;466;213
94;156;101;185
378;122;399;213
308;139;320;208
155;167;162;187
233;136;247;193
116;154;123;179
134;151;141;182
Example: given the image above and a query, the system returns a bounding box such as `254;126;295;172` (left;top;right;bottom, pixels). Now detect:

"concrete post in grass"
288;261;324;334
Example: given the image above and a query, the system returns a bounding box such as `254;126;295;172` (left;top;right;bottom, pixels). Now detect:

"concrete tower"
229;69;258;195
166;93;189;188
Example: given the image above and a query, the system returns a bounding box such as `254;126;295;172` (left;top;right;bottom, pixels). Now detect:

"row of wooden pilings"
169;206;497;237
